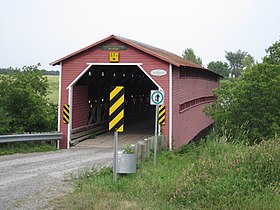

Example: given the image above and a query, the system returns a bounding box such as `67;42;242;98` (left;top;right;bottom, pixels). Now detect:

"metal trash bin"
116;153;136;174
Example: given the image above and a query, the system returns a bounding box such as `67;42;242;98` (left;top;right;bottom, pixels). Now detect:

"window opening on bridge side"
179;68;218;82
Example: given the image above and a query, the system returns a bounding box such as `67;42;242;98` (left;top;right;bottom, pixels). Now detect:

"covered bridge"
51;35;220;149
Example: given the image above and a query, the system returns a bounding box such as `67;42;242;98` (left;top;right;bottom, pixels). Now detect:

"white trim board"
169;64;173;150
57;62;62;149
136;65;162;90
67;86;73;149
66;63;143;89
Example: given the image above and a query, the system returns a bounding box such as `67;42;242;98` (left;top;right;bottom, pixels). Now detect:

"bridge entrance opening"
71;64;159;147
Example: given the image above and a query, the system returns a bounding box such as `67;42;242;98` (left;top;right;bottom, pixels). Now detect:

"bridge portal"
51;35;221;149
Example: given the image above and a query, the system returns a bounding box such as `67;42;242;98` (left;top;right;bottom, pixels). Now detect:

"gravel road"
0;147;113;210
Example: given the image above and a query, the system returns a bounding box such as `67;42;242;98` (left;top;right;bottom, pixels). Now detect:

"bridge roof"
50;35;219;76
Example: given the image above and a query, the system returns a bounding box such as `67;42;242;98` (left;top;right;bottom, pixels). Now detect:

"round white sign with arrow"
150;90;164;105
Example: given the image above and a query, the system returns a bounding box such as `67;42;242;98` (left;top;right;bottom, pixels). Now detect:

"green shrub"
0;65;57;134
176;141;198;155
206;63;280;144
123;145;134;154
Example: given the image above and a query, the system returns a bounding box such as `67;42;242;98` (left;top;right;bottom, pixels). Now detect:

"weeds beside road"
53;138;280;209
0;142;56;156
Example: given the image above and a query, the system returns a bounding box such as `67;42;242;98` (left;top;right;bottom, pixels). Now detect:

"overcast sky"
0;0;279;70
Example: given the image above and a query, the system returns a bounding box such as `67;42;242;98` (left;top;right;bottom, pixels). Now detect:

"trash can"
116;153;137;174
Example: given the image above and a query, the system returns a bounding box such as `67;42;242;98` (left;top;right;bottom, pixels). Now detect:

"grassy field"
52;137;280;209
46;75;59;104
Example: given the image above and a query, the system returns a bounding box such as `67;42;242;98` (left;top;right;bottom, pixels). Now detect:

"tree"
263;39;280;64
0;65;57;134
0;66;19;74
207;61;229;78
182;48;203;66
242;54;255;70
206;63;280;144
225;50;248;77
0;106;12;134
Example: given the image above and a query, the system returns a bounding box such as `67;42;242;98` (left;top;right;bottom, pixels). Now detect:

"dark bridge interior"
76;65;157;127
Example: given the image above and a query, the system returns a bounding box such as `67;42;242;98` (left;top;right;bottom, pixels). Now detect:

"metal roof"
50;35;216;74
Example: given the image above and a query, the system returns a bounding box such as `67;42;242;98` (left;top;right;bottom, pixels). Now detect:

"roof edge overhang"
49;35;222;78
113;36;181;67
179;65;224;78
50;35;182;67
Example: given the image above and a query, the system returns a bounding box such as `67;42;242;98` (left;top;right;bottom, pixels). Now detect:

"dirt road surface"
0;147;113;210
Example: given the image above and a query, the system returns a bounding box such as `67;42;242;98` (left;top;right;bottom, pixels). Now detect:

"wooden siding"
72;86;88;129
172;66;219;149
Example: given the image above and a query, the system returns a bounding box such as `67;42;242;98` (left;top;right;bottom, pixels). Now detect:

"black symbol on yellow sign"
109;52;119;62
158;105;165;125
109;86;124;132
63;104;70;124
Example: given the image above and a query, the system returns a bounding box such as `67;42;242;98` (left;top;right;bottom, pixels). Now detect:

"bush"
0;65;57;134
206;63;280;144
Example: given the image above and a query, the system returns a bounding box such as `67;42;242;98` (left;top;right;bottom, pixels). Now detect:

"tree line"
0;66;59;75
182;48;255;78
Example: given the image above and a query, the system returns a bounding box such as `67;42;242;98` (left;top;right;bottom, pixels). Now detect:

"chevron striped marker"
63;104;70;124
158;105;165;125
109;86;125;132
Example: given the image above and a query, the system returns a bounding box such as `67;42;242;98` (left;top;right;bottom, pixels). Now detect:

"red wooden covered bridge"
51;35;220;149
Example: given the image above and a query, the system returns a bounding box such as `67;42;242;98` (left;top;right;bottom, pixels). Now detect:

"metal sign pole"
113;130;118;182
154;105;159;167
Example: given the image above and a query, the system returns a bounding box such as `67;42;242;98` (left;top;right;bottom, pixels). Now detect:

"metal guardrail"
0;133;62;144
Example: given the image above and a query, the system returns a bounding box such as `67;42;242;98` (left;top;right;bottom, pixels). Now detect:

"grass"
0;142;56;155
46;75;59;104
51;137;280;209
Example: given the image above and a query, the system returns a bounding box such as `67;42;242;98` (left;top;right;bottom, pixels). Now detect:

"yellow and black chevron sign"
158;105;166;125
109;86;125;132
63;104;70;124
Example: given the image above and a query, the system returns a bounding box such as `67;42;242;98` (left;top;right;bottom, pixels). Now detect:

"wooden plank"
71;121;109;134
71;128;95;140
71;124;95;134
70;134;92;146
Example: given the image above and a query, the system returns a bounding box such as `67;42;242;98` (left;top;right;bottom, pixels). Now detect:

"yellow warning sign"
158;105;165;125
109;86;124;132
63;104;70;124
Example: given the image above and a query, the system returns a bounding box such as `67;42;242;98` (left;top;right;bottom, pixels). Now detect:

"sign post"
109;86;125;182
150;90;164;167
154;105;159;167
113;130;118;182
